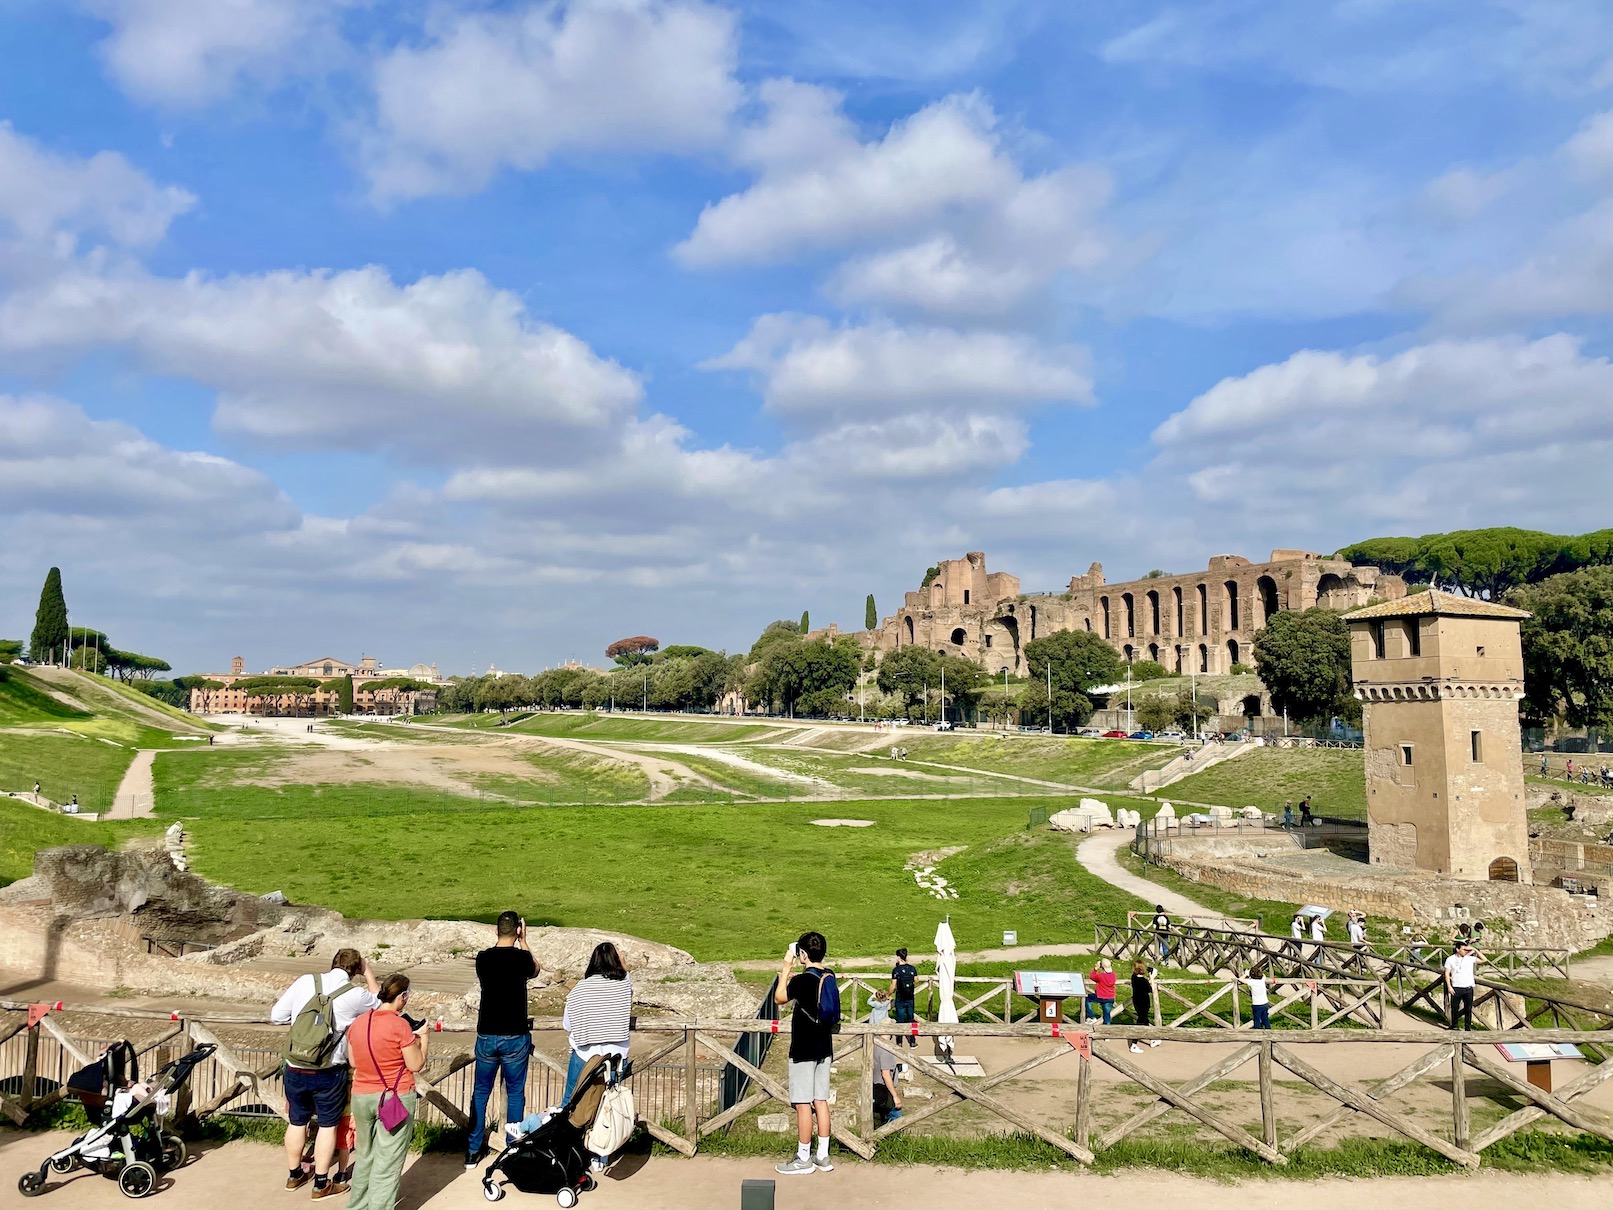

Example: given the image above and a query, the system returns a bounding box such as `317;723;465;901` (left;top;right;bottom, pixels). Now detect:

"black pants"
1450;986;1474;1030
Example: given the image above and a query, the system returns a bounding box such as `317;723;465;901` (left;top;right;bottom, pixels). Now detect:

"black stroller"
481;1055;630;1207
17;1040;216;1200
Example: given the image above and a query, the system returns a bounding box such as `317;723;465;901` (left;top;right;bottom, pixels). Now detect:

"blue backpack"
799;968;841;1032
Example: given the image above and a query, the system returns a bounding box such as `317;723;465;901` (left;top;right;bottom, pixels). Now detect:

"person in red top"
347;974;428;1210
1084;959;1117;1025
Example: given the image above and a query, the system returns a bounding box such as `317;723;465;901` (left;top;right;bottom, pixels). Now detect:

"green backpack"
283;974;359;1069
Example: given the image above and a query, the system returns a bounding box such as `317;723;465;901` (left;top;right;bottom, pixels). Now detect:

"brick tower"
1344;590;1532;883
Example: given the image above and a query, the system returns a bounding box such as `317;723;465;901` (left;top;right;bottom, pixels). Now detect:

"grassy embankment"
1165;746;1367;817
0;799;162;886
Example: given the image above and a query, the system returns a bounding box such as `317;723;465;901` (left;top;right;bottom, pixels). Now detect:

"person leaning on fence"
774;930;837;1177
347;974;428;1210
270;947;380;1198
466;911;540;1171
1085;958;1117;1024
1445;941;1480;1030
1282;801;1294;828
562;942;633;1109
1152;905;1172;960
1245;962;1271;1030
1299;796;1313;826
872;1033;904;1125
889;947;918;1049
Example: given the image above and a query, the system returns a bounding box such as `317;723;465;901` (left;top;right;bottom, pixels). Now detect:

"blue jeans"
468;1033;531;1156
562;1049;587;1104
1251;1004;1270;1030
892;998;917;1047
1084;995;1113;1024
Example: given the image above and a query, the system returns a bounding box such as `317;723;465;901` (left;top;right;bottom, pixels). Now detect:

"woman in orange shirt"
347;974;429;1210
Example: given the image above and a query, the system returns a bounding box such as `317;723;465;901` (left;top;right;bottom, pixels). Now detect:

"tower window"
963;589;970;604
1470;731;1482;762
1476;645;1485;658
1370;621;1385;660
1400;744;1414;767
1406;620;1421;657
984;634;993;648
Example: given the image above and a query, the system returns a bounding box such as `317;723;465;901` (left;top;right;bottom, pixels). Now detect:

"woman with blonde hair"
348;974;428;1210
1085;957;1117;1025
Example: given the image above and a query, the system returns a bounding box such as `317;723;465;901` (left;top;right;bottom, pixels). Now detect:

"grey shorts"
787;1058;831;1104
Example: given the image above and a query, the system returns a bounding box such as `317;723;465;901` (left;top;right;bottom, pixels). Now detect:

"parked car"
1076;727;1103;738
1128;730;1155;740
933;721;954;731
1157;729;1186;740
1101;729;1129;738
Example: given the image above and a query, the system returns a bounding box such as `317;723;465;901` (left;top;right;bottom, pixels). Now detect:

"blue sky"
2;0;1611;676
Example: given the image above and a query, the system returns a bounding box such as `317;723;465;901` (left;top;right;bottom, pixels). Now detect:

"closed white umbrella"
934;918;958;1064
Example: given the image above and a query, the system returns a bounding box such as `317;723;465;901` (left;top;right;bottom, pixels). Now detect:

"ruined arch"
950;627;968;646
1488;857;1520;883
1224;580;1240;631
1316;573;1347;609
1242;694;1261;718
1228;638;1241;667
1198;643;1209;673
1028;604;1037;641
1123;644;1134;663
1148;643;1159;663
1196;583;1208;636
1122;593;1136;638
1174;645;1185;672
983;616;1020;675
903;615;915;646
1100;596;1111;639
1257;575;1279;626
1173;586;1184;637
1146;589;1161;635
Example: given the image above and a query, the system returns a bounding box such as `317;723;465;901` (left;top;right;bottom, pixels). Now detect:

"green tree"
105;649;172;681
29;567;69;664
606;635;659;666
1337;527;1613;599
1252;608;1352;724
1023;630;1124;696
799;610;810;634
0;639;23;663
1136;695;1180;732
876;646;943;713
748;620;802;661
865;594;878;630
1130;660;1170;681
336;675;355;713
1511;567;1613;731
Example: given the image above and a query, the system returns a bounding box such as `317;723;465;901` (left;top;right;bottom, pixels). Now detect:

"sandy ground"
1076;829;1218;919
7;1128;1613;1210
105;749;155;819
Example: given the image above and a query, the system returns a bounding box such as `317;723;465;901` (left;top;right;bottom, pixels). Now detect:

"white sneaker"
1148;1039;1162;1047
1129;1042;1144;1052
814;1154;834;1173
504;1124;523;1144
775;1156;816;1175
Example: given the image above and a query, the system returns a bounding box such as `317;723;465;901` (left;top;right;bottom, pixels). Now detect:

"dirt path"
105;749;156;819
1076;828;1221;919
5;1129;1610;1209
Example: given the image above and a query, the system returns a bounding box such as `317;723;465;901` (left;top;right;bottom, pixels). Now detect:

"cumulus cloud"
0;262;643;462
81;0;361;107
361;0;740;201
0;123;195;247
703;314;1093;421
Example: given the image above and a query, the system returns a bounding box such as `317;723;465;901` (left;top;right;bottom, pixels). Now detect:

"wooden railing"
5;1001;1613;1168
1094;922;1602;1037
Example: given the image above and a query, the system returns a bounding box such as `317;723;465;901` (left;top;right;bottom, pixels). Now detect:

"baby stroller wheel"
582;1173;598;1192
556;1186;578;1208
482;1180;506;1202
50;1154;77;1174
18;1170;45;1197
118;1161;157;1199
159;1136;187;1171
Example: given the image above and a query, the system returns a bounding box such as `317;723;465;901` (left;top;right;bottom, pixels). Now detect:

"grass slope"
445;713;782;744
0;672;91;725
881;734;1171;788
0;800;161;886
1165;746;1367;817
183;793;1160;960
0;734;140;810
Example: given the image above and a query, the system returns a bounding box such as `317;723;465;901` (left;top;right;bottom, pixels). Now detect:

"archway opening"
1257;575;1279;626
1196;583;1208;635
1123;645;1134;663
1147;590;1160;635
903;615;915;645
1488;857;1520;882
950;627;967;646
1122;593;1136;638
1148;643;1159;663
1100;596;1111;639
1198;644;1209;673
1173;586;1184;637
1224;580;1240;631
1242;694;1261;718
1228;639;1241;666
1316;573;1346;609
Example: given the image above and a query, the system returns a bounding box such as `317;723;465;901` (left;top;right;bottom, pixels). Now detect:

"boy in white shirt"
1444;941;1481;1030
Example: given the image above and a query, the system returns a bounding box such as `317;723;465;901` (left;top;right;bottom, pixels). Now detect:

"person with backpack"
348;974;429;1210
270;947;379;1199
1151;905;1172;960
888;947;919;1050
773;930;838;1176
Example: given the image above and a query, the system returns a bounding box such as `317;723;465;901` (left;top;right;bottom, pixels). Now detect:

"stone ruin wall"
859;548;1406;678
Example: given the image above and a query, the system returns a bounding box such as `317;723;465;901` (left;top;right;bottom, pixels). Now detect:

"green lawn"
1165;747;1367;818
884;734;1172;788
442;712;783;744
0;672;91;725
0;733;141;811
0;800;162;886
182;793;1159;960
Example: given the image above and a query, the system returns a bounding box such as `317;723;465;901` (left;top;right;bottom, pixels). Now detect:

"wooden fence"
1094;922;1605;1038
14;1000;1613;1168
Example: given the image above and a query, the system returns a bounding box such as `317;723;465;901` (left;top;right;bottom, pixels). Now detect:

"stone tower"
1344;591;1532;882
231;655;245;676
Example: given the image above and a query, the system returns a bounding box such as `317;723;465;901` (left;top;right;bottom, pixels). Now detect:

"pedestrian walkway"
1075;829;1220;920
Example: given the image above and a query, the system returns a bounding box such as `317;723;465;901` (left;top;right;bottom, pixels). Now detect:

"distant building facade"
1345;590;1532;882
187;652;445;716
868;550;1406;677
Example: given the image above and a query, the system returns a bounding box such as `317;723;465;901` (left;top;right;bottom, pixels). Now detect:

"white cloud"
82;0;360;107
0;122;195;247
362;0;740;201
0;262;643;462
1565;109;1613;179
703;314;1092;422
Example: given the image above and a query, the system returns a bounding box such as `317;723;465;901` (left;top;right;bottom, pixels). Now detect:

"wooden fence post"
21;1022;39;1115
859;1031;875;1150
1258;1039;1276;1150
1451;1045;1469;1152
1073;1042;1092;1152
683;1028;698;1148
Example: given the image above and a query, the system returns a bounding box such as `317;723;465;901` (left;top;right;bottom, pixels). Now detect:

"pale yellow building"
1345;590;1532;882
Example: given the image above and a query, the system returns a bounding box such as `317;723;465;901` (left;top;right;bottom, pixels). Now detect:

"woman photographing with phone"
348;973;428;1210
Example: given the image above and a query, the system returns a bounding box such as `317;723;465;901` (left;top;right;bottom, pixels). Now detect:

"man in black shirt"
888;947;918;1049
466;911;540;1170
774;930;834;1176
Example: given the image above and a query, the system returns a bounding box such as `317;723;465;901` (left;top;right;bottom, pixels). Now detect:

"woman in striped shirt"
562;943;633;1102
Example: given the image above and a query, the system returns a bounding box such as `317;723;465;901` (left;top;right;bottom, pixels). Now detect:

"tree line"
1337;527;1613;600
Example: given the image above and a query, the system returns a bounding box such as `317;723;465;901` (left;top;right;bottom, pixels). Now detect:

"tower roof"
1342;589;1529;622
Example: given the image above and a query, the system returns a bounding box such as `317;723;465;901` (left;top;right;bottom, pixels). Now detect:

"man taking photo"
466;911;540;1170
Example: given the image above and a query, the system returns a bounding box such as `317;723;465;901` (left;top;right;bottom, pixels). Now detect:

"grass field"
885;734;1168;788
0;800;161;886
1166;746;1366;816
445;713;784;744
182;792;1160;960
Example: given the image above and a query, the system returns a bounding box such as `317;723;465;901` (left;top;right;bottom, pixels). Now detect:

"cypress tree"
865;594;878;630
29;567;69;664
799;610;810;634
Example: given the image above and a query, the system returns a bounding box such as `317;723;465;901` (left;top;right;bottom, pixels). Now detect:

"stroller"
17;1040;217;1200
481;1054;631;1207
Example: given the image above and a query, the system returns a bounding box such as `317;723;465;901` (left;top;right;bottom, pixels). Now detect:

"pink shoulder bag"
365;1014;411;1132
